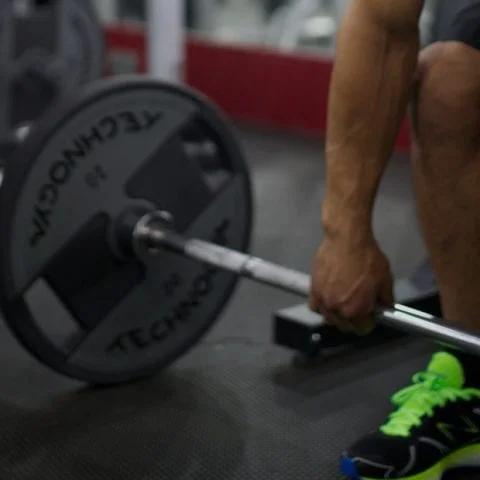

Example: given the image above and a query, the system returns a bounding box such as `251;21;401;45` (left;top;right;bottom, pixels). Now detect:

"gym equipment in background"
0;0;104;150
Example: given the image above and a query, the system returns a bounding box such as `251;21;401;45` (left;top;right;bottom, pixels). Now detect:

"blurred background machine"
262;0;440;51
0;0;104;165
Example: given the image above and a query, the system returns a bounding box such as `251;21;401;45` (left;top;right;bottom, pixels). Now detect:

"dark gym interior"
0;1;478;479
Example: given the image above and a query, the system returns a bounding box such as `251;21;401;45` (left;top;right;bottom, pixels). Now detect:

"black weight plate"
0;75;253;384
0;0;104;144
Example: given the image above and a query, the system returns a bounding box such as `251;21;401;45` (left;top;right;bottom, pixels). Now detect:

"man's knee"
412;41;480;140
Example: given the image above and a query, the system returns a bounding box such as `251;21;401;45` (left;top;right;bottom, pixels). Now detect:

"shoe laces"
380;372;480;437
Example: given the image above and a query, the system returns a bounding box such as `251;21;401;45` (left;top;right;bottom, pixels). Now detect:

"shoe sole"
342;443;480;480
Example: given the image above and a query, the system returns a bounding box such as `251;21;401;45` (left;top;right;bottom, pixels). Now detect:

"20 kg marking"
84;165;108;189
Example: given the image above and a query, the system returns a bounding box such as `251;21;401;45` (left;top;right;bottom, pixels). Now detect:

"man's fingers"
309;299;355;334
349;316;375;336
308;293;378;336
379;278;395;307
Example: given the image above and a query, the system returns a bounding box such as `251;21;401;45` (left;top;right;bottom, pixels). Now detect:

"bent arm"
322;0;424;239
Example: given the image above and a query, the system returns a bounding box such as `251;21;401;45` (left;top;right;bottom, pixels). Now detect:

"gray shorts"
437;0;480;49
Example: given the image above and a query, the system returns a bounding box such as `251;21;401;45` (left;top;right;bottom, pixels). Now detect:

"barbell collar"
133;211;480;357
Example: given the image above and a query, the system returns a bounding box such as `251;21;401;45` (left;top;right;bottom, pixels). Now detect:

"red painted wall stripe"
104;25;411;152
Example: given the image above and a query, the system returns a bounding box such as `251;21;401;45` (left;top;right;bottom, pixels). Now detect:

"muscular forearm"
322;1;421;238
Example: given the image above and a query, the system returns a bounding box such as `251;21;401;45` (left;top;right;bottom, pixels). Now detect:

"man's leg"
341;5;480;480
411;41;480;332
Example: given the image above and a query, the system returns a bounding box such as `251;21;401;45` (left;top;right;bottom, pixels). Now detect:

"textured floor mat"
0;328;475;480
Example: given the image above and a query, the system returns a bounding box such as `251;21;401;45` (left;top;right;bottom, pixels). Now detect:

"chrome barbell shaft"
134;217;480;356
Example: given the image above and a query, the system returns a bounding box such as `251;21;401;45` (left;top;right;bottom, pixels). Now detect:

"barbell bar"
132;211;480;357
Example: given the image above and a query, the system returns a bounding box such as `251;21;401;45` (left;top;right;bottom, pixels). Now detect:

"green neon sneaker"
341;352;480;480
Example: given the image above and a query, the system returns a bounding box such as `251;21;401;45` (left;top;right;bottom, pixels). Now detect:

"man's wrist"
322;208;373;242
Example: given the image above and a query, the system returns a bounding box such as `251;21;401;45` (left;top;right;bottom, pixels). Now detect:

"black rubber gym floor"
0;127;475;479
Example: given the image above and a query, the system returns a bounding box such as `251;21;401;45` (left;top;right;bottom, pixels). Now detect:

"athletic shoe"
341;352;480;479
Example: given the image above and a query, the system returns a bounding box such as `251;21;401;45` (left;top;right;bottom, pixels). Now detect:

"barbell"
134;213;480;351
0;74;478;385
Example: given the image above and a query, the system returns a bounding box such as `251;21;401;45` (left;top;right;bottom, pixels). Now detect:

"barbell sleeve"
134;217;480;357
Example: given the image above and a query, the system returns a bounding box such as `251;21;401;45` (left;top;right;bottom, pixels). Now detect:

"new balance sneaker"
341;352;480;480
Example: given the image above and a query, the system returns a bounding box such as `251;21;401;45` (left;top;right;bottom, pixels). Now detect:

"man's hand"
308;234;394;336
307;0;424;334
